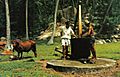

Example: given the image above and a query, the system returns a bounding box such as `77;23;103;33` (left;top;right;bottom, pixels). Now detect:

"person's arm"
60;31;63;36
82;23;94;37
59;26;63;36
70;28;77;38
88;23;94;36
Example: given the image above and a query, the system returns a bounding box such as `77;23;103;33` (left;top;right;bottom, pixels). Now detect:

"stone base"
47;58;116;73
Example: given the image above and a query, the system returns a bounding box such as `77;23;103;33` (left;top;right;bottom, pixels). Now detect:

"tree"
5;0;11;49
47;0;59;44
26;0;29;40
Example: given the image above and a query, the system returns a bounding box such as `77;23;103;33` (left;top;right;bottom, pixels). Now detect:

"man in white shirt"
60;21;76;59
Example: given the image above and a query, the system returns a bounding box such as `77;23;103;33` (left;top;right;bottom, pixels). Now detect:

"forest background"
0;0;120;40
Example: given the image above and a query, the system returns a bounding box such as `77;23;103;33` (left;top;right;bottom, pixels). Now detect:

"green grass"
0;61;60;77
96;42;120;59
114;72;120;77
0;38;120;76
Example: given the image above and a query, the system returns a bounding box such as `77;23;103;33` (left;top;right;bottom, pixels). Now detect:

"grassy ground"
96;42;120;59
0;38;120;77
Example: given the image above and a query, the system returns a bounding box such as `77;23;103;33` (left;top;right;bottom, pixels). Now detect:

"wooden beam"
78;1;82;38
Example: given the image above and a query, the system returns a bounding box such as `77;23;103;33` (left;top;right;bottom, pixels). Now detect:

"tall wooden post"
78;1;82;38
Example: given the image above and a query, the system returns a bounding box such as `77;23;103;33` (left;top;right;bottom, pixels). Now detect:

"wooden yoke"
78;1;82;38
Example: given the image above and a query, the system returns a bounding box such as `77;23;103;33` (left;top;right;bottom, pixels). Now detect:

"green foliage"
0;0;120;38
0;0;5;37
33;0;55;31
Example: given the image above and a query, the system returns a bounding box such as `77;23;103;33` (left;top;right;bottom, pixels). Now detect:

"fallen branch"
54;47;71;57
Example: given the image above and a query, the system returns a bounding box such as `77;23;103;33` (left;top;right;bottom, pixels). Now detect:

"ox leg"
18;52;20;59
20;52;23;59
33;51;37;57
32;49;37;57
32;45;37;57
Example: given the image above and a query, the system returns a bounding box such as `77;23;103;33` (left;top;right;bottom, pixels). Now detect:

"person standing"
82;19;96;60
60;21;76;59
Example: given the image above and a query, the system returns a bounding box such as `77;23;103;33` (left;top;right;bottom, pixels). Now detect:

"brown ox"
12;39;37;58
0;41;6;50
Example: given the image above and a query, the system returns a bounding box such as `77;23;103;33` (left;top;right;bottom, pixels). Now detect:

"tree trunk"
5;0;11;47
47;0;59;45
26;0;29;40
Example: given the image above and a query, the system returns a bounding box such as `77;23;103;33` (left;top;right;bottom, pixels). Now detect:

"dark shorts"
83;36;95;48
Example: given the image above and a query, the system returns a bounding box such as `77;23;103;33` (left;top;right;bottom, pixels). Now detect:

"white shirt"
61;26;74;39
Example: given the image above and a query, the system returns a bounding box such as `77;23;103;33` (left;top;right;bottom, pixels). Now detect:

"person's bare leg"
91;44;96;59
62;46;66;60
